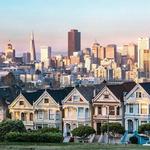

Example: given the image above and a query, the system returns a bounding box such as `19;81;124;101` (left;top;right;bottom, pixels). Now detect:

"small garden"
0;120;63;143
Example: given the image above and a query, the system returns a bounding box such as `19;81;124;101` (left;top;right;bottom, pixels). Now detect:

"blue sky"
0;0;150;54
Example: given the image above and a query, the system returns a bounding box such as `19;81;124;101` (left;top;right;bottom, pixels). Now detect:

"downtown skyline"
1;0;150;54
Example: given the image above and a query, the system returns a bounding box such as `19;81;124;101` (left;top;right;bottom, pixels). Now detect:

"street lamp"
107;114;109;144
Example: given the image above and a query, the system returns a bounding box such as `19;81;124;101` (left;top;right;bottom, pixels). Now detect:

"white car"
143;141;150;146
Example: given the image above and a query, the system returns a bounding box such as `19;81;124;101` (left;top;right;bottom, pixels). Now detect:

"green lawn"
0;143;150;150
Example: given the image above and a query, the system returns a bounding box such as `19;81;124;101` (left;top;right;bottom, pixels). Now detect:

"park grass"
0;143;150;150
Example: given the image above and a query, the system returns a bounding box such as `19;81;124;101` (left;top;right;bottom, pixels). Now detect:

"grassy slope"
0;143;150;150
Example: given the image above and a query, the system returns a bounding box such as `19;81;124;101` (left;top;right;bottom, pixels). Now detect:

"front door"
97;123;101;135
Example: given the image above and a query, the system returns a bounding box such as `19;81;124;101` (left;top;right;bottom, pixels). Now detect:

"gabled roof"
22;89;45;104
46;87;74;104
139;82;150;95
76;83;106;102
107;81;136;101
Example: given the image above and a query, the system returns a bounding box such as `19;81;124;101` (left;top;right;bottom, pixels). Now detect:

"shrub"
138;123;150;134
0;120;26;141
101;122;125;135
38;127;60;133
5;132;63;143
72;126;95;138
129;136;138;144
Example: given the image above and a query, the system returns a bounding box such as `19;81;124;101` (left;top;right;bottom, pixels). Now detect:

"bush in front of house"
0;120;26;141
37;127;60;133
101;122;125;135
138;123;150;135
5;131;63;143
72;125;95;138
129;136;138;144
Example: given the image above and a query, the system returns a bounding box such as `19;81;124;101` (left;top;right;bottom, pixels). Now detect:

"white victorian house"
62;86;96;136
124;82;150;133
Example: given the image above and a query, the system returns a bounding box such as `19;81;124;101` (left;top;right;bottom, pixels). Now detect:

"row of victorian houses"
0;81;150;136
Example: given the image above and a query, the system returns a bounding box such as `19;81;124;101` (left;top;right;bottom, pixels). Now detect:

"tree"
138;123;150;135
1;72;16;86
0;120;26;141
72;126;95;140
101;122;125;136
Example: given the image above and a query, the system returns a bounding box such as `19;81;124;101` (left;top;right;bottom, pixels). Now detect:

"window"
104;95;109;99
19;101;24;105
21;113;26;121
109;106;115;115
129;104;133;113
117;107;120;115
136;92;142;98
56;111;60;120
37;110;43;119
44;98;49;103
72;95;80;102
49;110;54;120
141;121;147;125
29;113;33;121
98;106;102;115
141;104;147;114
78;107;84;118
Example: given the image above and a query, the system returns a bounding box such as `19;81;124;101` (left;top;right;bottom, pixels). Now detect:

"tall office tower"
68;29;81;57
40;46;51;68
98;46;105;61
105;44;117;62
30;32;36;62
143;49;150;78
127;43;138;63
23;52;31;64
5;41;15;61
92;43;105;65
92;42;99;64
138;37;150;70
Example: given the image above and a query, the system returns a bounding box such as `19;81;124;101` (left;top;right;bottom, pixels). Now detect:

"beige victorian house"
9;88;73;130
92;82;136;134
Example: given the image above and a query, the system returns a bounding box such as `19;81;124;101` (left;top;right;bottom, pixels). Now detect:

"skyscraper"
30;32;36;62
138;37;150;70
105;44;117;62
68;29;81;57
40;46;51;68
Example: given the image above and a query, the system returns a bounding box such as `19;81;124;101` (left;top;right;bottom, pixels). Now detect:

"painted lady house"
62;85;104;136
92;82;136;134
9;87;73;130
124;82;150;133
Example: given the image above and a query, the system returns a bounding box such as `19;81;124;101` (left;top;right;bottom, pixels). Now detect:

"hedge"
0;120;26;141
5;132;63;143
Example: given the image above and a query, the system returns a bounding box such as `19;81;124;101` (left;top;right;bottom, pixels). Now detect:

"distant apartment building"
5;41;15;61
68;29;81;57
138;37;150;70
23;52;31;64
